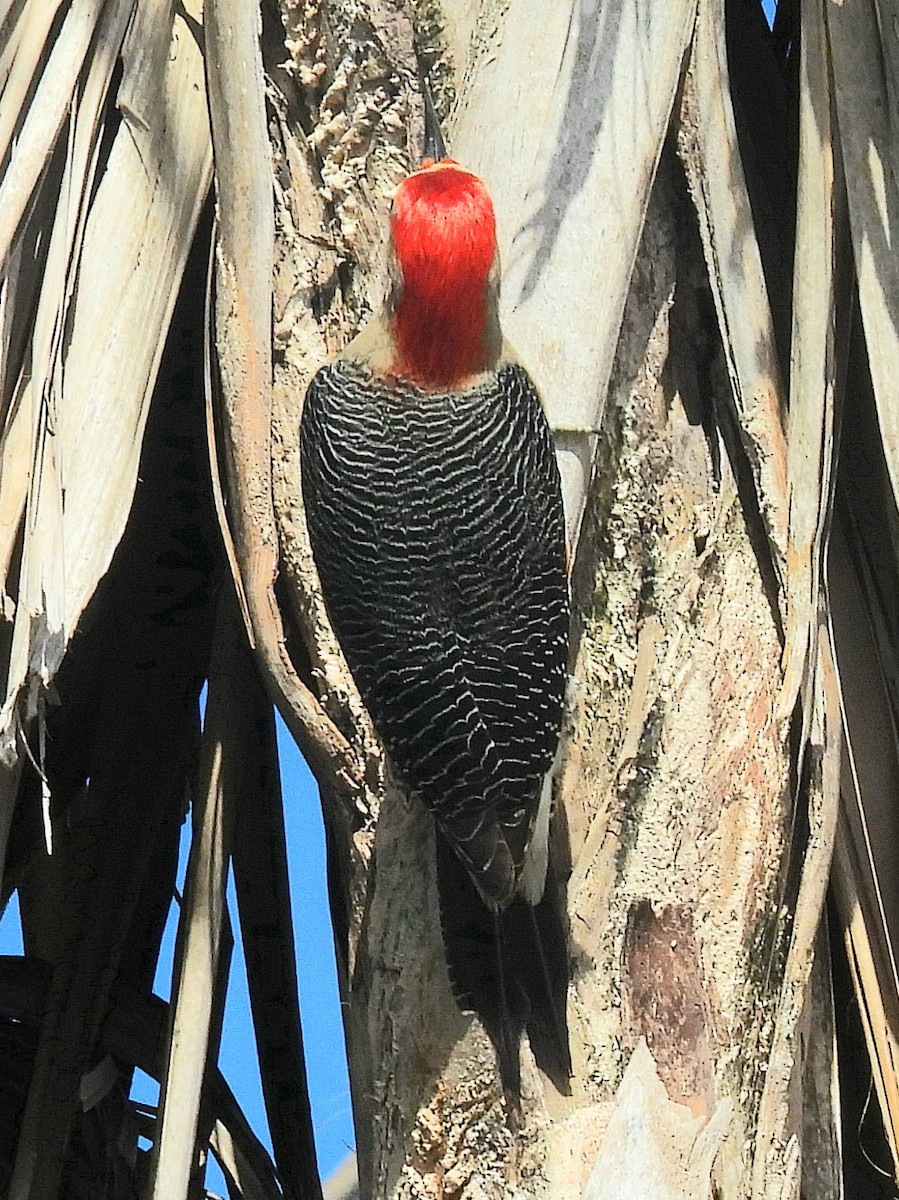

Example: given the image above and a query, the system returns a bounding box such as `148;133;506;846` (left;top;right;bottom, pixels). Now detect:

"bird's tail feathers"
491;908;521;1101
436;837;571;1101
519;894;571;1088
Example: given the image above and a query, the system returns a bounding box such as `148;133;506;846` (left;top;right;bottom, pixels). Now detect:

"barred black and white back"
300;357;569;911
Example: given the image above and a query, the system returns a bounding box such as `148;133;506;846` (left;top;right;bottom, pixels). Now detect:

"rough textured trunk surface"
258;1;843;1196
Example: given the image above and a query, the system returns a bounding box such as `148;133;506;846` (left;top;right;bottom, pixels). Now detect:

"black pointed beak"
422;78;447;162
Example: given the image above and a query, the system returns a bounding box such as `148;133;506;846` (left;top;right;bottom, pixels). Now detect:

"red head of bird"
387;159;501;392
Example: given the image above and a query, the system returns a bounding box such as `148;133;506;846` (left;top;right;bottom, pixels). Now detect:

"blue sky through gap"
0;709;353;1195
147;711;355;1193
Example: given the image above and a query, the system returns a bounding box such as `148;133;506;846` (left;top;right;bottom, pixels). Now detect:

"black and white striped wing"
300;361;569;907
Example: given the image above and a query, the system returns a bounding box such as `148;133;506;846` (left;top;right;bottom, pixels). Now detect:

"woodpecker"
300;112;571;1095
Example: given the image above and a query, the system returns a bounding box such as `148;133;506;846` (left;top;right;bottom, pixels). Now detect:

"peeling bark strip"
207;0;365;797
623;901;713;1117
0;0;211;791
676;0;789;592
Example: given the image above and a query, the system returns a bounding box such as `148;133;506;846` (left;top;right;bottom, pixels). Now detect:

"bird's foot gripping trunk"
435;837;572;1104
